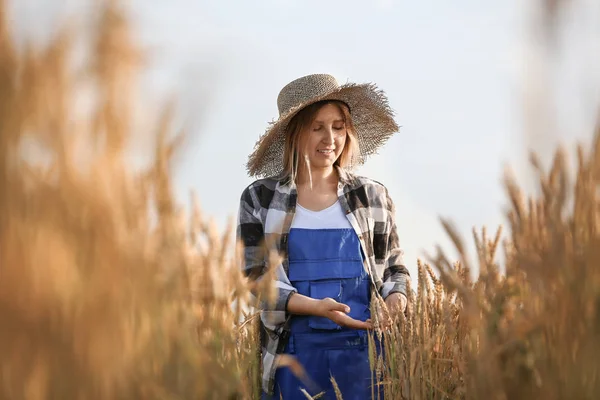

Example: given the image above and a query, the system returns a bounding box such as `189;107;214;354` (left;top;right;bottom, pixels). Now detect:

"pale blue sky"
10;1;600;283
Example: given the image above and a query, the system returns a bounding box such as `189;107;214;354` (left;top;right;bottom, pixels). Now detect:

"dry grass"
0;2;258;399
378;139;600;399
0;0;598;399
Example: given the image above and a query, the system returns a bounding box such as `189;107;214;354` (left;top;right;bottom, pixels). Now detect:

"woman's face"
299;103;347;172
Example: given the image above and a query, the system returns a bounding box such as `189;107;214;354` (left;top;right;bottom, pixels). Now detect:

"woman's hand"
384;292;407;319
373;293;407;331
316;297;373;330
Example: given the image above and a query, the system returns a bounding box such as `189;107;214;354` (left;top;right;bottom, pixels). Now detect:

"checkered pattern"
236;166;410;395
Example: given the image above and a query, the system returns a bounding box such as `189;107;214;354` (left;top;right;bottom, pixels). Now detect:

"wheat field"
0;1;598;399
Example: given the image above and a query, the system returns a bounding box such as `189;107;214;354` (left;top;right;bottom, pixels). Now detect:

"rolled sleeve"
381;189;410;299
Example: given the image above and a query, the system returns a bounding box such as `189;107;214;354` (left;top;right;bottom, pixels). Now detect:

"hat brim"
246;82;399;178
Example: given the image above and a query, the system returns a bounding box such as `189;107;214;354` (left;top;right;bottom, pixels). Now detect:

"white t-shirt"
291;200;352;229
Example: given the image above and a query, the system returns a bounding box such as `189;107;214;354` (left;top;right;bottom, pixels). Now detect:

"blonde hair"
282;100;360;184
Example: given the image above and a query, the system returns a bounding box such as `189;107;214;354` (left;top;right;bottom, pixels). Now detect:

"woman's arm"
287;293;373;330
237;187;297;314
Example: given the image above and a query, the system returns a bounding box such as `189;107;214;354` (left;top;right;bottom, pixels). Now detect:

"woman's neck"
296;166;337;189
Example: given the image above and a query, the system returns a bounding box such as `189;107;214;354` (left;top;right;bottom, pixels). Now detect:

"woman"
237;74;410;400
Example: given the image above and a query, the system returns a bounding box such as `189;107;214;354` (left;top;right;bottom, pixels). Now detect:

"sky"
9;0;600;284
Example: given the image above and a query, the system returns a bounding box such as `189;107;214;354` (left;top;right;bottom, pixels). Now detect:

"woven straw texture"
246;74;399;178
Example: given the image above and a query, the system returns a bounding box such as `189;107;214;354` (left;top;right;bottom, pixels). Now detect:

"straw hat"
246;73;399;178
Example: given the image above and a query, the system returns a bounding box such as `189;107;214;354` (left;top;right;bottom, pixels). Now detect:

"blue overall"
265;227;384;400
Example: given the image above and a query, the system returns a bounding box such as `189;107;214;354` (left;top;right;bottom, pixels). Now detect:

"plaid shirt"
236;166;410;395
